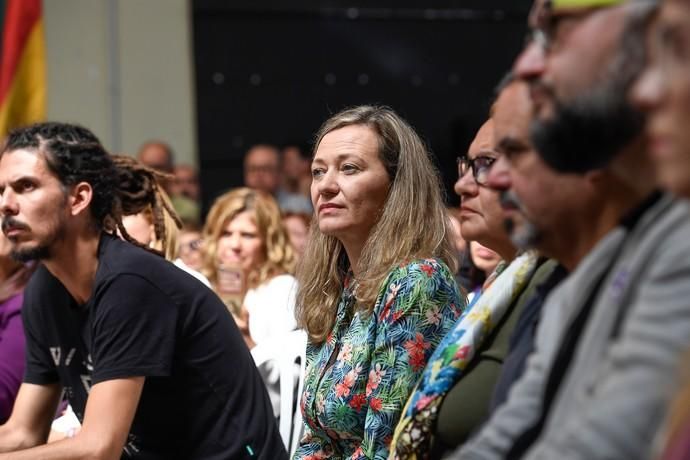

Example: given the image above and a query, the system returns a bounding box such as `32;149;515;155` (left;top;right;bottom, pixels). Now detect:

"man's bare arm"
0;377;144;460
0;383;62;452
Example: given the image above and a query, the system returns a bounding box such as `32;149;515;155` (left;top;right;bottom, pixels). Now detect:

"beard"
11;245;51;263
2;216;64;263
500;190;541;251
530;23;647;175
530;85;644;174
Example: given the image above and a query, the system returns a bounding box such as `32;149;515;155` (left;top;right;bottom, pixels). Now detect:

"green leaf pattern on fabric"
294;259;464;460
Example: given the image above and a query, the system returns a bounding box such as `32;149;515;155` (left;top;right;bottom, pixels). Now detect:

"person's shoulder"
387;257;454;281
26;264;64;295
250;274;297;302
378;258;457;299
98;234;173;279
24;264;72;316
264;273;297;289
173;259;211;287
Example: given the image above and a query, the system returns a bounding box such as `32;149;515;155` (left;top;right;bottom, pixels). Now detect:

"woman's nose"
454;168;478;198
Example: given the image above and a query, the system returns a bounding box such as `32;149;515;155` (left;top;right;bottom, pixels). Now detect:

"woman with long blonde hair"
202;188;297;417
294;106;463;459
202;188;295;303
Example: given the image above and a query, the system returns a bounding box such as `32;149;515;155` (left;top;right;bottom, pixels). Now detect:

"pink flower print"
366;363;387;396
335;382;351;398
420;263;435;277
336;343;353;368
308;442;335;458
452;303;462;319
392;309;404;323
370;397;383;412
335;365;360;399
404;332;432;371
426;306;441;325
304;454;323;460
380;283;401;321
349;393;367;412
343;368;358;386
349;446;365;459
454;345;470;360
415;394;435;411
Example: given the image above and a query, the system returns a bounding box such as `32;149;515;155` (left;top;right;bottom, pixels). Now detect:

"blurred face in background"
138;142;173;173
173;165;201;201
122;213;153;246
216;210;266;273
282;146;311;182
514;1;644;173
632;0;690;197
244;146;281;195
490;80;591;255
178;228;204;270
455;120;512;257
469;241;502;276
283;214;310;258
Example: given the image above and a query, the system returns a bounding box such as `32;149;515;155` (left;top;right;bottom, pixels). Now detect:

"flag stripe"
0;0;41;104
0;1;7;62
0;17;45;134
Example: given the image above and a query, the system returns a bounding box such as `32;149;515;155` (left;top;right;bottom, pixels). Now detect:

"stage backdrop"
193;0;530;209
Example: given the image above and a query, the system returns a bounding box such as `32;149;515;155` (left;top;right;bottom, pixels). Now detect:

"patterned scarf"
389;251;539;459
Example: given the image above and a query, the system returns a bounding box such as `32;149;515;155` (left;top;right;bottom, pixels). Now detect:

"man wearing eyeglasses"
452;0;690;459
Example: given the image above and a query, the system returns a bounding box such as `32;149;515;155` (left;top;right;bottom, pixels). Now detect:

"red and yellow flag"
0;0;45;137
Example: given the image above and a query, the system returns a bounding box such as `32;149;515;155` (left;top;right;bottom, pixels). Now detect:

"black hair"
3;122;181;253
3;122;117;229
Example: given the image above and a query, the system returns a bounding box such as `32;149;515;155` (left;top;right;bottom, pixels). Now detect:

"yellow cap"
552;0;624;9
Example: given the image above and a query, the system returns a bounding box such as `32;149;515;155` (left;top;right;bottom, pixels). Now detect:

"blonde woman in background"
202;188;297;348
201;188;298;417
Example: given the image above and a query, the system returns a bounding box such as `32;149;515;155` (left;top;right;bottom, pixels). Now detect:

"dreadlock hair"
2;122;181;258
3;122;117;226
112;155;183;260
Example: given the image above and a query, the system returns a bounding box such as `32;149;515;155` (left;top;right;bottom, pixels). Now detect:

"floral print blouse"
294;258;464;460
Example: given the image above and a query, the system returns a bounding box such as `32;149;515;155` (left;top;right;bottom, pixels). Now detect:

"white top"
244;274;298;345
245;274;299;418
174;258;211;287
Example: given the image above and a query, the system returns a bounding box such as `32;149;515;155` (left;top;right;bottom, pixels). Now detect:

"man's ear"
69;182;94;217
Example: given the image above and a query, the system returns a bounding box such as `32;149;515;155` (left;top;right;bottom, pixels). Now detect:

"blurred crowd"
1;0;690;458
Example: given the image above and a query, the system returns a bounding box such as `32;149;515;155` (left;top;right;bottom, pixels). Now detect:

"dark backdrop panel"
193;2;529;211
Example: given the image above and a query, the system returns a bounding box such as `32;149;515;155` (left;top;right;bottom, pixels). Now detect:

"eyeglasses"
457;156;496;186
180;238;203;254
527;3;604;52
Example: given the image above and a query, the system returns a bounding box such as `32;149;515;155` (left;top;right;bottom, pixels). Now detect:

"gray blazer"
454;194;690;460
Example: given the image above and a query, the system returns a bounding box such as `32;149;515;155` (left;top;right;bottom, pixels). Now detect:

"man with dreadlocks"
0;122;287;459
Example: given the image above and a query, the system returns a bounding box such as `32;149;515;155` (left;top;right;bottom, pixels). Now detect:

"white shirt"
244;274;298;345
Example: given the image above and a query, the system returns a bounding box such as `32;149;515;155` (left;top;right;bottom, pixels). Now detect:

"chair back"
251;329;308;457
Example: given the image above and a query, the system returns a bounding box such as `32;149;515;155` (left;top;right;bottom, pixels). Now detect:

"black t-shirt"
22;234;287;460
